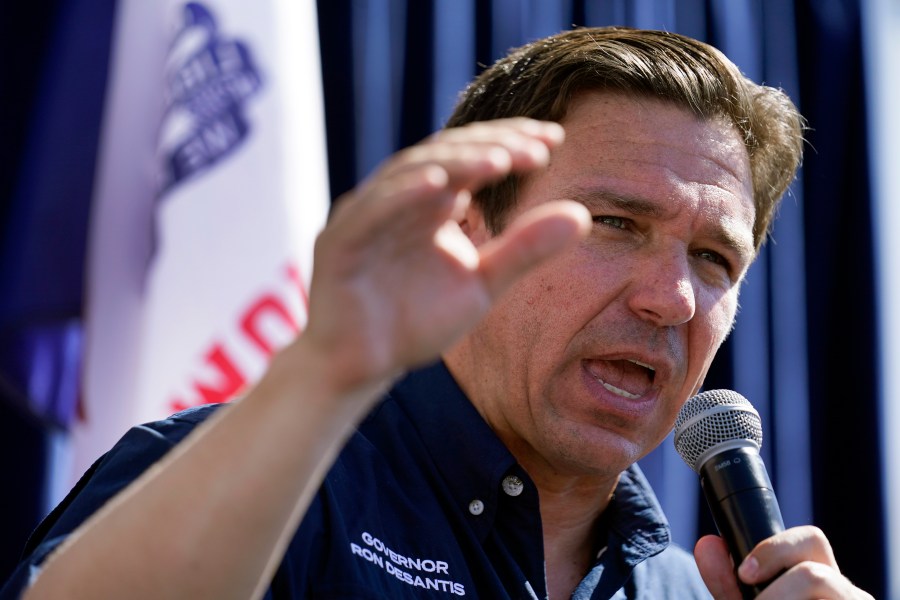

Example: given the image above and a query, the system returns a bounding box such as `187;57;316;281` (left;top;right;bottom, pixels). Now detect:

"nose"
627;251;696;326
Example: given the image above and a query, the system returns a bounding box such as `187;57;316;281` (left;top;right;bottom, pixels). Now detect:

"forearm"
24;339;382;600
20;117;583;599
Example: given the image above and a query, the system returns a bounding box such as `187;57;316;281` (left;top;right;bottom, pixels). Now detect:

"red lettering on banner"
170;343;246;412
241;294;298;356
168;261;311;413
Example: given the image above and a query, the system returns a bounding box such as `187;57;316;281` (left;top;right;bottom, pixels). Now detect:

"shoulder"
26;404;225;555
71;404;223;495
0;404;227;598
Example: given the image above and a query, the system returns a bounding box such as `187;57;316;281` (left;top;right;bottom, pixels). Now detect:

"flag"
72;0;329;486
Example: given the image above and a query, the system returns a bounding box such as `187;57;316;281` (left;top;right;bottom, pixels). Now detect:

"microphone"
673;389;785;598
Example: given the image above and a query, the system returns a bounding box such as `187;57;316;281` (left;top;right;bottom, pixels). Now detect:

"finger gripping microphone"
674;389;784;598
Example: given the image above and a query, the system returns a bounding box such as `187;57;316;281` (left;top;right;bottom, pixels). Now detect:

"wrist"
250;334;395;423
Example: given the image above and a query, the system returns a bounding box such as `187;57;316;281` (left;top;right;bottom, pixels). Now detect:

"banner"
73;0;329;486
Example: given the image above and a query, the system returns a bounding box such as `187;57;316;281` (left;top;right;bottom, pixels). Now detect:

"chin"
544;424;646;477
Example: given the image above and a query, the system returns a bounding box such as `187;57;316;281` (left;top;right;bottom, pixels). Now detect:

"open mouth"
585;359;656;400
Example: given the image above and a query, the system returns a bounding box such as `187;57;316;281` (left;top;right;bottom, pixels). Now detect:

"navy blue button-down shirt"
2;362;711;599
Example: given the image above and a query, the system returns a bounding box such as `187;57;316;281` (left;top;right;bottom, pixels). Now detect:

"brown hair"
445;26;804;251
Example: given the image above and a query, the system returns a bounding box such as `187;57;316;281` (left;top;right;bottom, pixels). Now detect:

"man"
3;27;873;599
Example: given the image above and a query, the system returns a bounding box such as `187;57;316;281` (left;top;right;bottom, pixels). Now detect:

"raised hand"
300;118;591;396
20;119;590;600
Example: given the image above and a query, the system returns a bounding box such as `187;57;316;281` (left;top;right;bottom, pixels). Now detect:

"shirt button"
468;499;484;515
502;475;524;497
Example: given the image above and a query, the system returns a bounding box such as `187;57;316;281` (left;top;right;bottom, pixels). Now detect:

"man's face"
449;91;756;480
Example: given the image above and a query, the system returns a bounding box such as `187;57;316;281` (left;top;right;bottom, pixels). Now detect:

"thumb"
694;535;743;600
476;200;590;299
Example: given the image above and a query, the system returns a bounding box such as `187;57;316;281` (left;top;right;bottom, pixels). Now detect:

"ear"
457;200;492;246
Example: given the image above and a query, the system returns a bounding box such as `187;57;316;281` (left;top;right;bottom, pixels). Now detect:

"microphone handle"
699;447;785;599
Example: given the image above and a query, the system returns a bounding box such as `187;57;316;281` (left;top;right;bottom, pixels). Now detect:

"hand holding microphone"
674;390;783;598
675;390;874;600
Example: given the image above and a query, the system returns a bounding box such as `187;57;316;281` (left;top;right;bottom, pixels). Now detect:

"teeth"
628;359;655;372
600;381;641;399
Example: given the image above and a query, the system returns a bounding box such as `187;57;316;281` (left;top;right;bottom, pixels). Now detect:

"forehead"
558;91;752;190
539;91;755;249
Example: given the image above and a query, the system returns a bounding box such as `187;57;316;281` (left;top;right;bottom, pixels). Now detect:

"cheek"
498;243;637;361
498;260;600;364
696;282;739;333
554;243;628;302
488;273;565;356
517;252;589;314
689;292;739;370
707;304;736;344
691;289;737;352
513;280;575;353
712;295;739;343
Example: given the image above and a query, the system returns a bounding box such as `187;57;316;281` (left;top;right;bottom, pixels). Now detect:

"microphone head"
673;389;763;473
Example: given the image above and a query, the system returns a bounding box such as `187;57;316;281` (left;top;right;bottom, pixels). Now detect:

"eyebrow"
564;187;756;265
567;188;666;218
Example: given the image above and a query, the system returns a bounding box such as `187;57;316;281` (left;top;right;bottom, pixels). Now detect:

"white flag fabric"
73;0;329;487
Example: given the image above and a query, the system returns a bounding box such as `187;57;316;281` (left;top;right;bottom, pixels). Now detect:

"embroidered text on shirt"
350;531;467;596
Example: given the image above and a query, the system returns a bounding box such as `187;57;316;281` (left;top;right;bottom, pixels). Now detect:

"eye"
695;249;731;270
593;215;629;230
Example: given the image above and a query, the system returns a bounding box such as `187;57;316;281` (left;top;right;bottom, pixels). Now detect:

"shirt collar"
605;464;672;566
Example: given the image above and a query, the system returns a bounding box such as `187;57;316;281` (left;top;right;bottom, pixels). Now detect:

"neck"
537;470;616;538
441;347;620;597
530;467;619;599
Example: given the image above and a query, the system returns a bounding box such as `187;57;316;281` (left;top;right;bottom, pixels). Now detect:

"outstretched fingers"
334;119;566;242
323;164;456;257
302;118;580;392
387;118;565;186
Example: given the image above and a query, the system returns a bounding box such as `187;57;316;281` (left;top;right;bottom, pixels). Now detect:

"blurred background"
1;0;897;597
